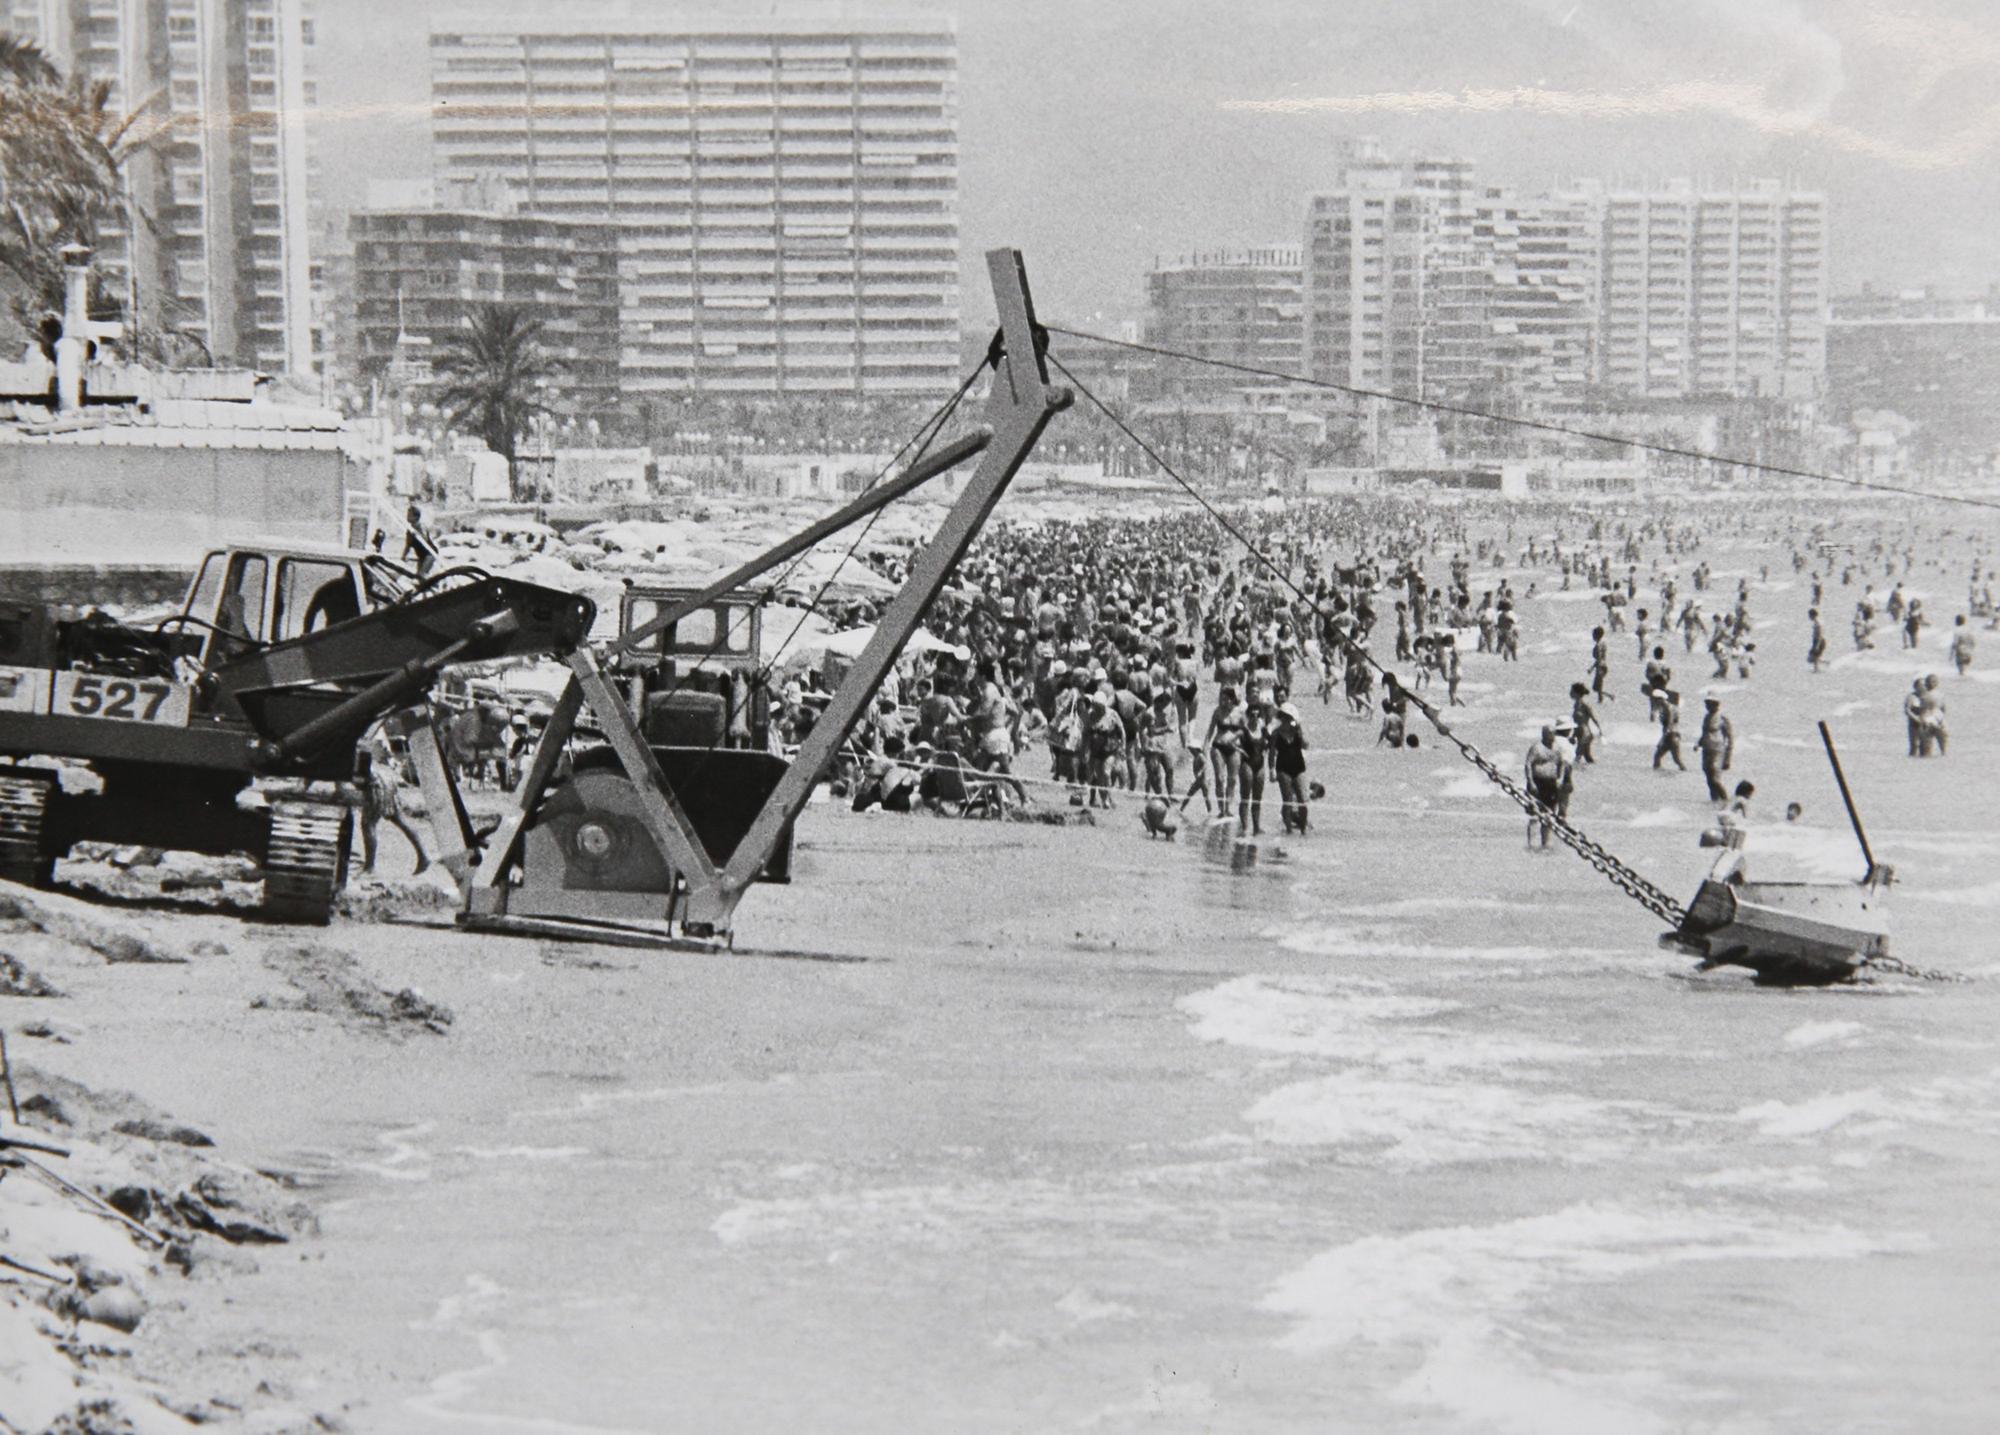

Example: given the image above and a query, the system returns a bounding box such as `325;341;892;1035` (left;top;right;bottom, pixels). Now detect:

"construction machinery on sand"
0;544;594;923
0;244;1946;983
0;248;1069;949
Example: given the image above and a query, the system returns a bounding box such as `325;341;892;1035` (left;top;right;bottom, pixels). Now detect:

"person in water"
1524;726;1566;850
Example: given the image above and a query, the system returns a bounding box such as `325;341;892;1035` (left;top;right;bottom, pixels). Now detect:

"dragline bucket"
437;248;1071;945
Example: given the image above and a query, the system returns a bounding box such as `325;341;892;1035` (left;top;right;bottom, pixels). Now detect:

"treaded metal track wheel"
263;800;353;925
0;769;57;890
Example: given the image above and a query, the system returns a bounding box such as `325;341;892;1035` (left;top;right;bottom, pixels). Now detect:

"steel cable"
1045;323;2000;516
1047;347;1688;926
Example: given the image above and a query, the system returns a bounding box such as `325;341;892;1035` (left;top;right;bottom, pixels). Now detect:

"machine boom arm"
459;248;1070;943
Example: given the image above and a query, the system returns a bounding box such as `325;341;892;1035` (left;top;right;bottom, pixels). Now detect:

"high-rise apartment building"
1472;190;1600;410
428;2;959;398
1143;248;1302;399
1304;144;1500;401
1302;145;1828;411
1;0;320;375
1582;180;1826;400
350;184;622;415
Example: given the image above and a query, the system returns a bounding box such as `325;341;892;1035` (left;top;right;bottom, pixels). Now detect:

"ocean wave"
1179;975;1585;1065
1782;1020;1865;1050
1276;925;1609;964
1737;1067;2000;1138
1263;1200;1925;1432
1244;1070;1631;1166
1680;1165;1831;1193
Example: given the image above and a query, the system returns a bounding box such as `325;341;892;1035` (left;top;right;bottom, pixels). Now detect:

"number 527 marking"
60;674;183;723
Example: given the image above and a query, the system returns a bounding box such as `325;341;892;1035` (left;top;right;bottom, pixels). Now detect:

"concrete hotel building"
1304;144;1480;401
0;0;320;376
1471;190;1600;410
349;186;622;416
429;2;959;398
1580;179;1826;401
1143;248;1303;400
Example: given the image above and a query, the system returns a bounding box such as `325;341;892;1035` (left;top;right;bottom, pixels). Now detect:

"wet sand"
6;500;2000;1432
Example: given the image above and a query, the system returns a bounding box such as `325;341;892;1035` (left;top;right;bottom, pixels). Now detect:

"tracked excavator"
0;248;1067;948
0;546;594;923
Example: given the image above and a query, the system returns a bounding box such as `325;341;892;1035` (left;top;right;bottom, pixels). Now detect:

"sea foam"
1263;1200;1925;1433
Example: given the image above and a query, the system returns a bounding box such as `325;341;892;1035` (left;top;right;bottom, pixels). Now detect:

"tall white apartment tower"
1583;179;1826;400
0;0;320;375
1303;142;1439;397
430;1;960;398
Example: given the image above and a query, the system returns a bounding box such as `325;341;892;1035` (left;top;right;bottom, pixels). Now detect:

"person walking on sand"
1808;607;1828;672
1203;684;1246;814
354;734;429;877
1444;634;1466;707
1271;701;1311;834
1679;599;1706;654
1920;674;1949;757
1698;695;1734;802
1590;626;1612;703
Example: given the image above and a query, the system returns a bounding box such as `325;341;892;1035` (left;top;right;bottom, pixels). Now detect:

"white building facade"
1580;179;1826;401
1;0;321;376
429;2;960;398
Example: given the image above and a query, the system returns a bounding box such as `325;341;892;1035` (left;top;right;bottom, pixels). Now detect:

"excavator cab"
179;543;404;668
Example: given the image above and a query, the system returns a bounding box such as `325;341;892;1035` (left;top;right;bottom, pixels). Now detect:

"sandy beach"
5;500;2000;1433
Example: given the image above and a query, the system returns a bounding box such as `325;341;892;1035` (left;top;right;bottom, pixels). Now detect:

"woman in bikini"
1203;684;1246;816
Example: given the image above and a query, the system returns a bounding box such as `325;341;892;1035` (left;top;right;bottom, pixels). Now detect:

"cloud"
1220;81;2000;170
1219;0;2000;173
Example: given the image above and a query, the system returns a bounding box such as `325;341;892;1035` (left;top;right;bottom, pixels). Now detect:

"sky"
311;0;2000;331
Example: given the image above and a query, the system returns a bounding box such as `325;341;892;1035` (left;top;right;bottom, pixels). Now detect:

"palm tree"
428;302;564;496
0;38;168;340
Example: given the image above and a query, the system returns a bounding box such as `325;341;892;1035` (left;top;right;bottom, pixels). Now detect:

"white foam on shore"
456;1145;589;1162
1783;1020;1865;1050
1737;1090;1894;1137
1263;1201;1924;1433
1628;805;1689;828
1742;824;1883;880
353;1121;434;1183
1601;720;1662;747
712;1158;1271;1250
1277;925;1602;965
1334;895;1526;919
1246;1070;1627;1165
1181;976;1639;1165
407;1276;662;1433
1180;976;1582;1068
1737;1069;2000;1139
1680;1165;1830;1193
1438;772;1500;800
1056;1287;1139;1324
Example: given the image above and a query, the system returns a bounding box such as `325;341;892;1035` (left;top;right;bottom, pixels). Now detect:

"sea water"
276;531;2000;1433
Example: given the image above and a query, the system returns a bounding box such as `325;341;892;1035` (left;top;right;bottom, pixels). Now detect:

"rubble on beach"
0;882;339;1433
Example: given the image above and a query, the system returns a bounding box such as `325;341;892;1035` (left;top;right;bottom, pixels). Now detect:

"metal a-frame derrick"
405;248;1071;947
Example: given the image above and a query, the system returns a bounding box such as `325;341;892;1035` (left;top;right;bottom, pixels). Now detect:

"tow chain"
1052;349;1977;984
1403;694;1689;927
1863;955;1973;984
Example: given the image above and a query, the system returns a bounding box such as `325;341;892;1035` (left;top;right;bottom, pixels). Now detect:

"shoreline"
2;495;1996;1430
